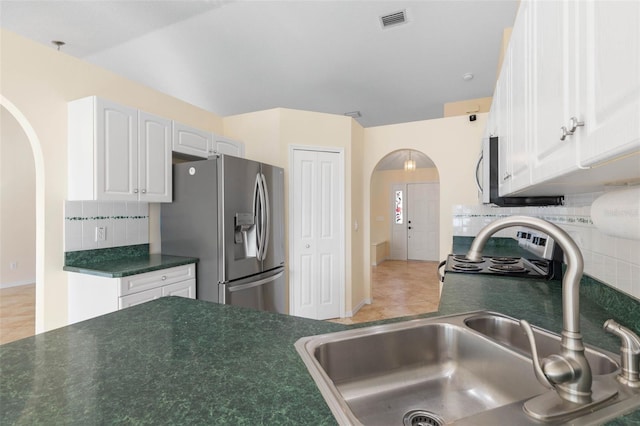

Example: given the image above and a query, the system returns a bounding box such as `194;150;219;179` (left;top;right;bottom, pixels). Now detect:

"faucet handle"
520;320;554;389
603;319;640;388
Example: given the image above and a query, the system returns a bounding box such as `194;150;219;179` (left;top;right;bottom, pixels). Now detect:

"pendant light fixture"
404;150;416;172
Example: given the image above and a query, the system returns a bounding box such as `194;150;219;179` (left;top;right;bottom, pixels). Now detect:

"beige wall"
1;106;36;287
1;29;223;331
370;167;440;248
443;97;492;117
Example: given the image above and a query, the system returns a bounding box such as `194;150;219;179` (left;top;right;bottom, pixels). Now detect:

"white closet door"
291;148;344;320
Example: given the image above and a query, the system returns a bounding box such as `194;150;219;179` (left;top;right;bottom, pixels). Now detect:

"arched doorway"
332;149;441;325
370;149;440;263
1;96;45;335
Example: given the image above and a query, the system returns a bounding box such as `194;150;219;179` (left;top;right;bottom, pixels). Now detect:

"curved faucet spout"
467;215;592;406
467;215;583;334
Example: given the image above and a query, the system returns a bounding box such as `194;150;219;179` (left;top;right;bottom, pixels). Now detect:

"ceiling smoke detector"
344;111;362;118
380;10;407;28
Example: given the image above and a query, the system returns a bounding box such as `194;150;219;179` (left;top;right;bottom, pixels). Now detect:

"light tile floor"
0;284;35;345
330;260;441;325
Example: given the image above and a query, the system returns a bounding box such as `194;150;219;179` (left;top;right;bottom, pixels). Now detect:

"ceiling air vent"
380;10;407;28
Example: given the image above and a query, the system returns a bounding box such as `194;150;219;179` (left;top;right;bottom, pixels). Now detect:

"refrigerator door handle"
260;173;270;261
226;270;284;293
254;173;264;260
255;173;268;260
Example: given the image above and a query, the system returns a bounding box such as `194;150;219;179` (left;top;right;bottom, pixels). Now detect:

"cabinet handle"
134;189;139;194
142;189;147;194
568;116;584;133
560;126;571;141
162;276;167;281
503;172;512;181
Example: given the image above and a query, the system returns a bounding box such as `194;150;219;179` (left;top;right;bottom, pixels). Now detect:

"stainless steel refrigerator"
161;155;286;314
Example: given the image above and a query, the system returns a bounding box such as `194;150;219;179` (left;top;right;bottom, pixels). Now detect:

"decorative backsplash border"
452;193;640;301
64;201;149;252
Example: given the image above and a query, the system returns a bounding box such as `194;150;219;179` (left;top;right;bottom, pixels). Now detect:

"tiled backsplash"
453;192;640;300
64;201;149;252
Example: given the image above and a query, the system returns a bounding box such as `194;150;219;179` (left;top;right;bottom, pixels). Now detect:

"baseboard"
0;279;35;290
346;298;371;317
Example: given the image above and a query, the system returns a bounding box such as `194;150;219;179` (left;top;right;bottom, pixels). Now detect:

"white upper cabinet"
504;1;532;194
212;134;245;158
68;97;172;202
172;122;245;159
576;0;640;166
172;122;213;158
530;0;579;183
488;0;640;196
138;111;172;202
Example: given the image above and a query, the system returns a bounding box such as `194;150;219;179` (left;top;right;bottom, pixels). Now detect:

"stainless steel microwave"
476;136;564;207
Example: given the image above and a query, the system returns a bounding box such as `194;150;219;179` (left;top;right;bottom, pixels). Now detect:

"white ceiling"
0;0;519;128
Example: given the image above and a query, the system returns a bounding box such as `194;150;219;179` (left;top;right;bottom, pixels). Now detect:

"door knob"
305;244;310;248
408;226;412;229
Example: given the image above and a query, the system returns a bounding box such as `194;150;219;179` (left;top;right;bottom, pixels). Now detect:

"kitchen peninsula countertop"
63;244;198;278
3;265;640;423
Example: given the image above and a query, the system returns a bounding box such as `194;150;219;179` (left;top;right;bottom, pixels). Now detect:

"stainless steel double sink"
296;311;640;425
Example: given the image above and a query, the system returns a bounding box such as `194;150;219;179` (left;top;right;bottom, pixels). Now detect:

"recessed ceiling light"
463;73;474;81
344;111;362;118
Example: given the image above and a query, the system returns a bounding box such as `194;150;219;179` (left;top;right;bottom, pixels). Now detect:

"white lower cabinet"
68;263;196;324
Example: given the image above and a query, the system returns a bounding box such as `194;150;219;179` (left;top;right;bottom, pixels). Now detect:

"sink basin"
464;312;619;375
296;311;640;425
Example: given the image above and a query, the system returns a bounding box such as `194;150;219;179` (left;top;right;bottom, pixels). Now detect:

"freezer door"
219;155;262;281
260;162;286;270
219;268;286;314
161;159;219;303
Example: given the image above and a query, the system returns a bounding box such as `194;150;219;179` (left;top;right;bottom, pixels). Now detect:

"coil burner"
451;263;482;272
489;257;519;265
487;264;528;274
452;255;484;263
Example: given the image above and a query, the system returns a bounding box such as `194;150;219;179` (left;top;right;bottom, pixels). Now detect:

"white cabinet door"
506;2;532;194
577;0;640;167
530;0;579;182
95;98;138;201
172;122;213;158
119;287;163;309
162;279;196;298
212;135;245;158
139;111;172;202
497;46;513;196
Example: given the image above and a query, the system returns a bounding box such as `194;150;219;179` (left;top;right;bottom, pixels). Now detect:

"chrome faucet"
467;215;617;420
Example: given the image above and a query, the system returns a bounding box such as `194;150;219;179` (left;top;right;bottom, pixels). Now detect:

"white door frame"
288;144;345;318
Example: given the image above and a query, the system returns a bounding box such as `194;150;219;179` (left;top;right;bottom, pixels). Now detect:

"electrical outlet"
9;262;18;270
95;226;106;242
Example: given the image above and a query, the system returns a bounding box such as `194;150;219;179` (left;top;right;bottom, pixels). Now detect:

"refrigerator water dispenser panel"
235;213;255;243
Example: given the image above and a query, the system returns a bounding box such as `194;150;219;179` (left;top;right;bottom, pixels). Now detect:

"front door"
407;183;439;261
390;183;439;261
290;148;344;320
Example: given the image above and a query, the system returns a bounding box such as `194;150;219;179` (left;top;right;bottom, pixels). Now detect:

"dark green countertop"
1;297;345;425
63;253;199;278
3;237;639;424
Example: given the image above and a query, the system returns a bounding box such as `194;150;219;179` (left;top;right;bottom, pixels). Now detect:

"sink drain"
403;410;445;426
